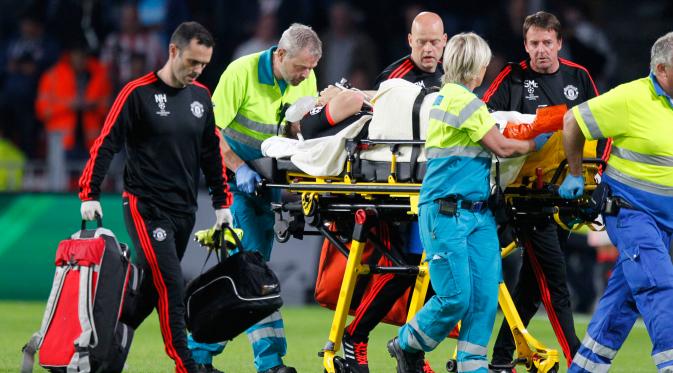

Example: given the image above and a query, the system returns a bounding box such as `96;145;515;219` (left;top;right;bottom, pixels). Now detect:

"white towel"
261;115;371;176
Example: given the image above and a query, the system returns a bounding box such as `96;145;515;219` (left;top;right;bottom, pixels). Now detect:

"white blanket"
261;115;371;176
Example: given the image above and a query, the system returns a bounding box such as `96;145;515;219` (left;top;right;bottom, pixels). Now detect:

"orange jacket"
36;54;111;150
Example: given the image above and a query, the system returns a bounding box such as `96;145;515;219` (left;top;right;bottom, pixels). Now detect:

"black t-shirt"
482;58;610;159
482;58;599;113
79;71;230;215
374;55;443;89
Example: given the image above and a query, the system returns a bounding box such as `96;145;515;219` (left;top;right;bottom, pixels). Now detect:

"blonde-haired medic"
387;32;540;373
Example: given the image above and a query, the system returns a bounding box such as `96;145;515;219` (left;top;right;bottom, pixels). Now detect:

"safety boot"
342;330;370;373
195;363;224;373
261;364;297;373
387;337;426;373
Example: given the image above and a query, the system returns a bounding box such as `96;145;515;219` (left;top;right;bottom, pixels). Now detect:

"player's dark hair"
170;21;214;49
523;11;562;41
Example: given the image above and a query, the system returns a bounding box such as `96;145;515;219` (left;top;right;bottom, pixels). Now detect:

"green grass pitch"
0;302;652;372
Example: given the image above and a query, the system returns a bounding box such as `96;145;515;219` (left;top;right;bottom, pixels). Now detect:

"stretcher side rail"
274;198;420;275
504;158;607;231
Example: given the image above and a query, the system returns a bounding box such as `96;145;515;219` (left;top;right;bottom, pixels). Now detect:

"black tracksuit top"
79;71;231;215
482;58;599;113
374;55;443;89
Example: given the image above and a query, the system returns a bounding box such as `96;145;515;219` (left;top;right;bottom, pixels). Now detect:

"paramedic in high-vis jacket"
561;31;673;373
387;32;549;373
187;24;321;373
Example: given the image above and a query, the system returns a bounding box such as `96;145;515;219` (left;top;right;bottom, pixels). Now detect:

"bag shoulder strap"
21;265;72;373
410;87;429;182
68;265;96;373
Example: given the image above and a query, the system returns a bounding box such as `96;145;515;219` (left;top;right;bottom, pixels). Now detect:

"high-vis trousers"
122;193;197;373
398;202;501;373
189;183;286;372
569;208;673;373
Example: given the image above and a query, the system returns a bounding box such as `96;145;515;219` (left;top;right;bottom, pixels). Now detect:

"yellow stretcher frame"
268;179;562;373
266;156;604;373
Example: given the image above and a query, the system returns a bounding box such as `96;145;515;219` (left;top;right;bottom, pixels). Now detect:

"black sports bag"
185;225;283;343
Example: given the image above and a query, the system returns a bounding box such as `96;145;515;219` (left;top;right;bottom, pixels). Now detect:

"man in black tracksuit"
481;12;606;371
340;11;446;373
78;22;231;373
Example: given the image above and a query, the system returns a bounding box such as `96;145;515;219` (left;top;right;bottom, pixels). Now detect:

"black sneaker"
488;363;516;373
261;365;297;373
489;360;516;373
342;331;369;373
195;363;224;373
387;337;426;373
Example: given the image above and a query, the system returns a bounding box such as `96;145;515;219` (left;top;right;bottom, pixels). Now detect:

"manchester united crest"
191;101;204;118
563;85;579;100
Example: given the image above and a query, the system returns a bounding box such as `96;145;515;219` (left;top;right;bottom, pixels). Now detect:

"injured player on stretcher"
264;78;566;186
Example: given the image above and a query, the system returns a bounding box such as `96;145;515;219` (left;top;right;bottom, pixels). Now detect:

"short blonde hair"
442;32;491;85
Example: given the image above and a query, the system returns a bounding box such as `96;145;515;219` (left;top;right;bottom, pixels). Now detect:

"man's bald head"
408;12;447;73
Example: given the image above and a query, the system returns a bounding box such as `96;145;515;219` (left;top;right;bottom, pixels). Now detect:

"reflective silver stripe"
224;127;262;149
457;341;487;356
429;98;485;128
247;326;285;343
457;359;488;372
612;146;673;167
653;349;673;366
458;97;486;124
582;334;617;359
234;114;277;134
429;108;459;127
426;146;490;159
257;310;282;324
409;318;440;349
406;332;425;351
605;166;673;196
577;102;604;139
572;354;611;373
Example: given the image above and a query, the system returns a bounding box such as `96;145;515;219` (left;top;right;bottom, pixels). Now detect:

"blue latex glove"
235;164;261;194
559;174;585;199
533;132;553;151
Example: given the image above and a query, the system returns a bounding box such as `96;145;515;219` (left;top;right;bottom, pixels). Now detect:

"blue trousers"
398;202;501;373
569;208;673;373
190;184;286;372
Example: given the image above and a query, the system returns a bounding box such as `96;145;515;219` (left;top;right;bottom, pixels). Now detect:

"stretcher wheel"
445;359;457;372
274;220;291;243
275;230;290;243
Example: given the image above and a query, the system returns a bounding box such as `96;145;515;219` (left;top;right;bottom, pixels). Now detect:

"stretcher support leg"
405;252;429;322
441;242;560;373
498;282;559;372
322;209;373;373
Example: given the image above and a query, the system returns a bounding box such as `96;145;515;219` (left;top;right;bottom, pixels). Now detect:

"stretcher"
253;133;604;372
